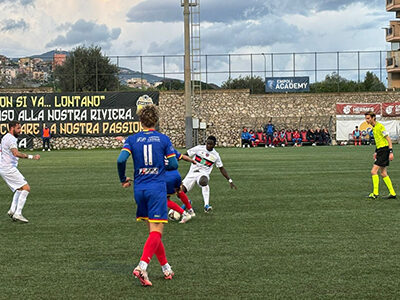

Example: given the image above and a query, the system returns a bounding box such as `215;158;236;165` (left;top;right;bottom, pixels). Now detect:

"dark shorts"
374;146;390;167
165;170;182;195
134;186;168;223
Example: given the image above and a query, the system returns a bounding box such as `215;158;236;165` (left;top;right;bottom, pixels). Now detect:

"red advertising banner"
336;103;381;115
382;102;400;117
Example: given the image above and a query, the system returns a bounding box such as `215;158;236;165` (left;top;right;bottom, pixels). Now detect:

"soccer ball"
168;209;181;221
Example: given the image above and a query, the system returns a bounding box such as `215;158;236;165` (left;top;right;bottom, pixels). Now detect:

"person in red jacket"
42;124;51;151
292;129;302;147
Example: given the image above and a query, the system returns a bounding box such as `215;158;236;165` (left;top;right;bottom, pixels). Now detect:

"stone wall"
5;89;400;149
159;90;400;147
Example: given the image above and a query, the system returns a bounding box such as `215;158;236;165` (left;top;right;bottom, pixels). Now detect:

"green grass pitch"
1;145;400;299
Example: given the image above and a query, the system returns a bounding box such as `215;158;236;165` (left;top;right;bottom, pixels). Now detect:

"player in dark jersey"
117;105;178;287
165;148;197;223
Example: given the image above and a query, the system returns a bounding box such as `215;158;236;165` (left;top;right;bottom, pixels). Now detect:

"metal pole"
163;56;166;80
96;57;98;92
73;55;76;92
379;51;382;84
117;56;120;92
205;55;208;89
315;52;317;82
250;54;253;92
293;53;296;77
357;51;360;92
262;53;266;79
183;0;193;149
271;53;274;77
140;56;143;89
337;52;340;92
357;51;360;84
228;54;231;79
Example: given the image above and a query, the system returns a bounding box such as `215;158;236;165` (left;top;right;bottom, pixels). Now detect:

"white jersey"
187;145;223;175
0;133;19;169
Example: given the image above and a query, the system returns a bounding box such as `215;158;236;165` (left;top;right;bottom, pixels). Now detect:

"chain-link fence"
1;50;388;92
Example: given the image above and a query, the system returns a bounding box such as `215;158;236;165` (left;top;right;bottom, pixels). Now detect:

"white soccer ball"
168;209;181;221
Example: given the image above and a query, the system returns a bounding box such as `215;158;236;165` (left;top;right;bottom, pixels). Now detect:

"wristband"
228;179;233;183
28;155;33;159
389;148;393;153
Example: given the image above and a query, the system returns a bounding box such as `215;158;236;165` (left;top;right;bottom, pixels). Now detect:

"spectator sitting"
322;128;331;145
306;129;316;146
352;126;361;146
264;120;275;148
249;129;256;146
292;129;302;147
255;129;266;147
300;130;308;144
272;131;279;148
279;130;287;147
241;127;252;148
315;128;323;145
286;129;293;144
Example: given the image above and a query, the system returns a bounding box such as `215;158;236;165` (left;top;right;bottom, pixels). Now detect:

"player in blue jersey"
117;105;178;287
165;148;197;223
116;135;196;224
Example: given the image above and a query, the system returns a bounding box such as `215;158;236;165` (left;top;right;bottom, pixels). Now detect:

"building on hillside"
53;53;67;69
19;57;34;74
127;77;152;89
386;0;400;89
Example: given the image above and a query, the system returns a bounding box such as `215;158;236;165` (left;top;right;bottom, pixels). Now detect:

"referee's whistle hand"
389;153;394;161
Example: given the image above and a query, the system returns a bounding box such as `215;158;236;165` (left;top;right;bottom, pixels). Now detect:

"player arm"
117;149;131;183
386;135;394;159
386;135;393;149
181;154;197;164
219;166;237;189
10;148;40;160
165;154;178;170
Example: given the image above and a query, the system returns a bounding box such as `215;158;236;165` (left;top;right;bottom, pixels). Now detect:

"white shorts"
0;167;27;192
182;171;209;192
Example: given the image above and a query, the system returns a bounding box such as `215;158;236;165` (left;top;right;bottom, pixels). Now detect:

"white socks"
202;185;210;206
139;260;148;271
10;190;21;212
161;263;171;272
15;190;29;215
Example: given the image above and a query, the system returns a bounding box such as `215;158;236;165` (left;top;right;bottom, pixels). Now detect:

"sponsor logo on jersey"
138;168;159;175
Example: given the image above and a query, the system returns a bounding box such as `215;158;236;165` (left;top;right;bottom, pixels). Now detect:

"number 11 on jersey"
143;144;153;166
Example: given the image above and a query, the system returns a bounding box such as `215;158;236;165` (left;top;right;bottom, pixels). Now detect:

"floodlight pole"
183;0;193;149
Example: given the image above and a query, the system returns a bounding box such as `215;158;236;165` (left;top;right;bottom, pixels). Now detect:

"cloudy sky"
0;0;392;82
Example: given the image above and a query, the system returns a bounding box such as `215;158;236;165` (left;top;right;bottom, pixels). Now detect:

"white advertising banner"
336;116;399;141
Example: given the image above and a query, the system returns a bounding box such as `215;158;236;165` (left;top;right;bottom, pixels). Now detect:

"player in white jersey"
182;136;237;212
0;121;40;223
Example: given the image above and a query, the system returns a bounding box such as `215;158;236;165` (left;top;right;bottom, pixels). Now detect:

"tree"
362;71;385;92
54;46;119;92
221;75;265;94
156;79;218;91
310;72;386;93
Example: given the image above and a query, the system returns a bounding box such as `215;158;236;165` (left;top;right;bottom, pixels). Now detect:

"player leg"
380;167;396;198
133;188;169;286
197;175;212;212
14;184;30;222
1;168;30;222
8;190;21;218
369;164;380;199
177;190;195;217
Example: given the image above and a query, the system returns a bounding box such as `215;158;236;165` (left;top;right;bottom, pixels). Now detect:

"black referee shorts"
374;146;390;167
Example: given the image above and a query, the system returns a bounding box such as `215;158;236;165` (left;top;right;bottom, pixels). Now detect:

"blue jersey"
122;130;175;189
